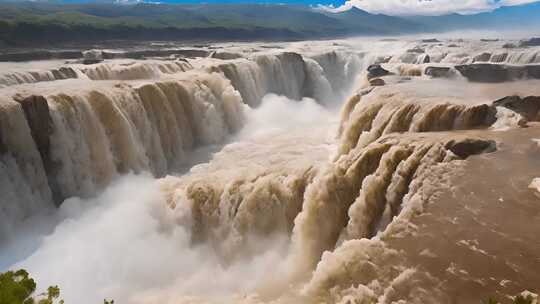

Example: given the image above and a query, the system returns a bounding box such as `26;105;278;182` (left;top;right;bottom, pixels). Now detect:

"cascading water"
1;38;539;304
0;49;364;243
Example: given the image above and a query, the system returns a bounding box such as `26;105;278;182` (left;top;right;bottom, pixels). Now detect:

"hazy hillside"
0;1;538;47
328;7;422;34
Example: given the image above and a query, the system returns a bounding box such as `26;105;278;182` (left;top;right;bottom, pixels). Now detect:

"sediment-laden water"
1;37;539;304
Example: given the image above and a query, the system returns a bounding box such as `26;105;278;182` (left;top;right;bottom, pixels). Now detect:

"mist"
236;94;335;140
11;173;292;304
3;93;335;304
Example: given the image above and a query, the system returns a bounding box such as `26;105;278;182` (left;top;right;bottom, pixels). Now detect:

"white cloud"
322;0;540;16
501;0;539;5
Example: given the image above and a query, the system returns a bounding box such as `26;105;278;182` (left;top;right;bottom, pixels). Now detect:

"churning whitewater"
1;37;539;304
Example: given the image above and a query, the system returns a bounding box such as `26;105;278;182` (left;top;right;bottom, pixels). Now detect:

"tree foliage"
1;269;114;304
0;269;62;304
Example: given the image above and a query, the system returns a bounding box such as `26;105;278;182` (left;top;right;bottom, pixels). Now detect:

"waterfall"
0;97;54;241
0;60;193;87
0;72;246;242
0;50;365;242
213;51;365;107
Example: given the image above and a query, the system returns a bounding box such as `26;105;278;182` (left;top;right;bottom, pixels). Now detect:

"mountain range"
0;1;539;47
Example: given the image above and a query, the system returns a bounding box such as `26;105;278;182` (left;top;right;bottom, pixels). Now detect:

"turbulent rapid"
0;37;539;304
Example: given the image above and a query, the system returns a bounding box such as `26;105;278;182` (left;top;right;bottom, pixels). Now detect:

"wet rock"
210;51;243;60
445;139;497;159
0;50;82;62
13;95;61;203
455;64;540;83
407;47;425;53
177;49;212;58
101;52;121;60
14;95;53;160
51;67;78;80
101;49;211;60
1;51;49;62
519;37;540;47
422;38;441;43
82;59;102;65
447;44;460;48
369;78;385;86
367;64;391;79
421;54;430;63
62;67;78;78
481;39;499;42
472;52;491;62
455;64;510;82
474;104;498;126
82;50;104;65
502;43;517;49
51;69;65;80
424;66;452;78
493;95;540;121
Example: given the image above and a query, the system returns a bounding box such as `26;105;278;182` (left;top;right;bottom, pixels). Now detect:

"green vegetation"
0;269;113;304
0;2;422;46
0;269;63;304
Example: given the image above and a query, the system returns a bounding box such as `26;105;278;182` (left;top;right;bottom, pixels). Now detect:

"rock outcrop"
369;78;386;86
13;95;53;162
493;95;540;121
82;50;104;65
445;138;496;159
210;51;243;60
367;64;391;79
424;66;453;78
407;47;425;54
502;43;517;49
473;52;491;62
13;95;61;203
519;37;540;47
455;64;540;82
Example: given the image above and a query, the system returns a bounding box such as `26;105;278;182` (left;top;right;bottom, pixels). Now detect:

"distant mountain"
0;1;539;48
410;2;540;31
328;7;423;34
0;2;408;47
